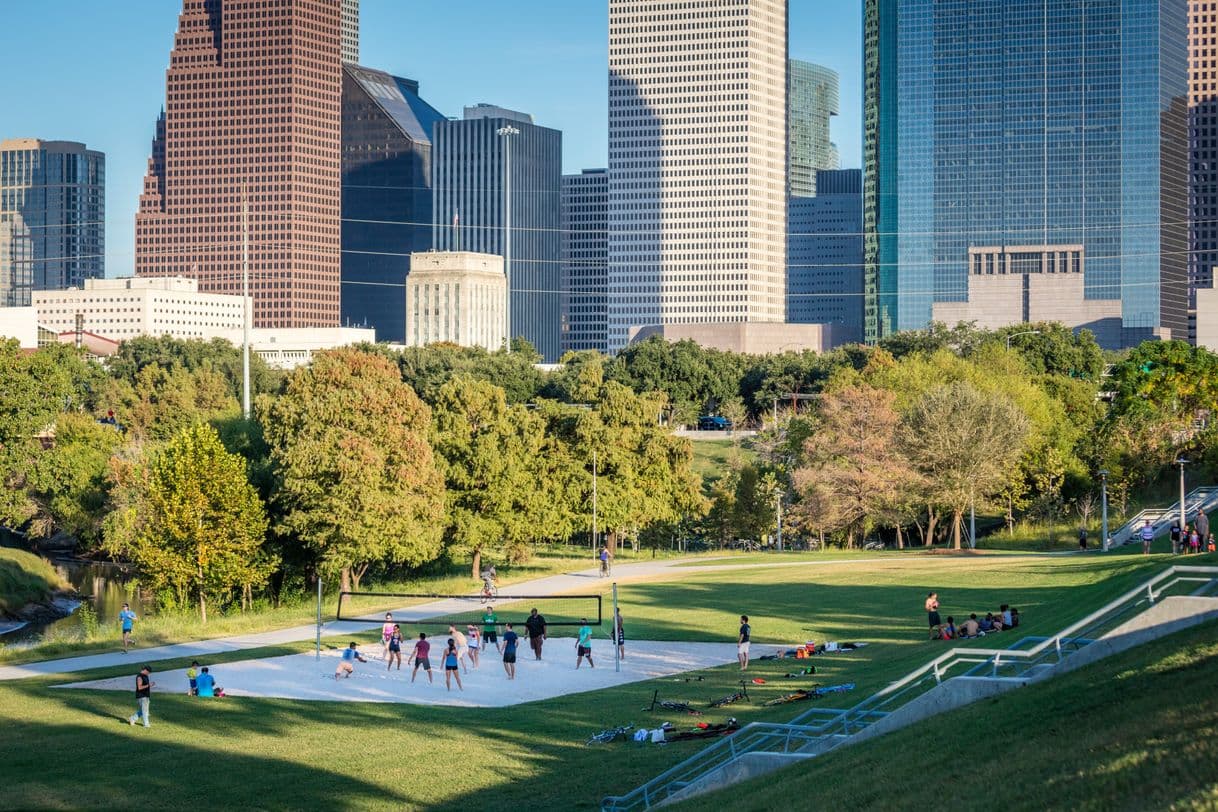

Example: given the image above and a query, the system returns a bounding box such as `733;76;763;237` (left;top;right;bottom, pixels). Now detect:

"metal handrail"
601;565;1218;811
1110;487;1218;546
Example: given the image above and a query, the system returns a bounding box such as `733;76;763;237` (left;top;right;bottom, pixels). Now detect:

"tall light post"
592;448;599;552
497;125;519;353
1005;329;1041;351
1177;457;1190;539
241;186;251;420
1099;469;1109;552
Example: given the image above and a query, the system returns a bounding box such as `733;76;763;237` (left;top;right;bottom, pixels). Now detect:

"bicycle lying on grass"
762;682;855;707
586;724;634;745
644;690;704;716
708;681;750;708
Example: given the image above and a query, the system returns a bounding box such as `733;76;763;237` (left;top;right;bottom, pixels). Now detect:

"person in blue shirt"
119;603;138;653
501;623;519;680
576;618;595;669
334;642;366;680
195;666;218;697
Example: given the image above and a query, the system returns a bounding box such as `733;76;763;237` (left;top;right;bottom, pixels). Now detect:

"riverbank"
0;549;74;626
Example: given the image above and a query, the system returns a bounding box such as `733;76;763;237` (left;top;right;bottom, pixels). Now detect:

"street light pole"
241;186;251;420
1177;457;1190;539
1005;329;1041;351
497;125;519;353
1100;470;1109;552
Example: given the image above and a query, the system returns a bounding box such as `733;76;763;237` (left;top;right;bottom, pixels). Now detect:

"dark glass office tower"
432;107;562;361
864;0;1189;347
788;169;863;344
561;169;608;354
0;139;104;307
341;64;445;341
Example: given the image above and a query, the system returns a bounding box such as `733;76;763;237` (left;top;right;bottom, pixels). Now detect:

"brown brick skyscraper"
136;0;343;328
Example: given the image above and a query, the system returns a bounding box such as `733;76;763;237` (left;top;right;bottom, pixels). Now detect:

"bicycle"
644;690;704;715
708;682;750;708
479;581;498;604
586;724;633;745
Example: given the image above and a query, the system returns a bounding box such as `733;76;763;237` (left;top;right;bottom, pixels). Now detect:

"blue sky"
0;1;861;275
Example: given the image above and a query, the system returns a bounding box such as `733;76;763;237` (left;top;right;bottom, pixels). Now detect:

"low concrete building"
33;276;248;342
0;306;40;348
1196;287;1218;352
405;251;506;351
931;259;1127;348
627;322;834;355
214;326;376;370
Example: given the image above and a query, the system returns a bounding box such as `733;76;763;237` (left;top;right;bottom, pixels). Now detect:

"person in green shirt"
576;618;595;669
482;607;501;653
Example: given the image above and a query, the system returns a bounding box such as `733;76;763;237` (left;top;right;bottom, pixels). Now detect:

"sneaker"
129;718;135;726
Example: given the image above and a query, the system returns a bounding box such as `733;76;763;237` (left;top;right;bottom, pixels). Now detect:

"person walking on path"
442;638;464;692
598;546;612;578
386;625;404;671
614;608;625;661
925;592;942;639
737;615;751;671
576;619;595;669
482;607;501;654
1078;527;1088;551
1140;520;1155;555
119;603;138;654
128;665;154;727
525;608;547;661
502;623;519;679
408;633;433;684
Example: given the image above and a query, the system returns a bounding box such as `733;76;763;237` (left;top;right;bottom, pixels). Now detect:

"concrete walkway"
0;552;1059;682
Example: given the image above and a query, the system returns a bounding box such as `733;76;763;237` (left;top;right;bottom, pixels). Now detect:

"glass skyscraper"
432;107;562;361
788;170;863;344
864;0;1189;347
788;60;840;197
0;139;104;307
341;65;445;342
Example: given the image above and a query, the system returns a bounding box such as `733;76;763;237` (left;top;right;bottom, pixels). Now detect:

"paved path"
0;552;1063;682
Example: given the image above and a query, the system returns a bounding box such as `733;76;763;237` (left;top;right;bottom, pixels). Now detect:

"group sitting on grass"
186;661;225;697
935;604;1020;640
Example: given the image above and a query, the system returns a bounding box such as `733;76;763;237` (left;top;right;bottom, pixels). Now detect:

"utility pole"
1177;457;1190;537
1100;470;1109;552
241;186;251;420
592;449;599;551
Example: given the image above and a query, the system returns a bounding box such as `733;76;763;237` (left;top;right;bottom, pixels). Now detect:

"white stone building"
607;0;789;351
214;326;376;370
405;251;506;351
33;276;248;342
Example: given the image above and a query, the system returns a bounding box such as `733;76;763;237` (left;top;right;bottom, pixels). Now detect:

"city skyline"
0;1;861;280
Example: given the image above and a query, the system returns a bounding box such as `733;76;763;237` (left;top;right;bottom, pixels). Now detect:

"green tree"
902;381;1030;549
102;423;272;622
25;414;123;546
107;335;281;402
262;348;445;592
431;376;547;577
794;384;921;547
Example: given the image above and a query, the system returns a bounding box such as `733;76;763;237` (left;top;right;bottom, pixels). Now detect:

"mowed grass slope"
0;554;1189;811
0;547;69;615
680;618;1218;812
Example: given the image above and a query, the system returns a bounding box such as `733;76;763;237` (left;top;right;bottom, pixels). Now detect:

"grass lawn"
0;547;68;616
681;617;1218;812
689;438;755;487
0;552;1195;810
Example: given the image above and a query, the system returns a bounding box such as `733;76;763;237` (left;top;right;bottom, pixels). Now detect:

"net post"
613;582;620;673
316;577;322;660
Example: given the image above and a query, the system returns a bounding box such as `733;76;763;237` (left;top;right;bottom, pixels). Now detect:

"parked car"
697;415;734;431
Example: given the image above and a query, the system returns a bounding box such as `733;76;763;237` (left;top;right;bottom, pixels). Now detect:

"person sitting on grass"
1010;607;1021;627
941;617;957;640
195;666;220;698
1000;604;1013;627
989;612;1004;632
961;614;980;638
978;614;995;633
335;642;367;680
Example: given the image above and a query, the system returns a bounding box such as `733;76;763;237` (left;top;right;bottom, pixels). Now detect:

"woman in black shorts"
386;624;403;671
443;638;463;692
925;592;941;639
